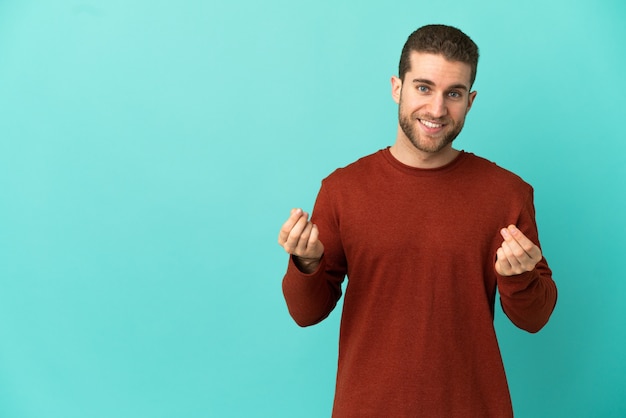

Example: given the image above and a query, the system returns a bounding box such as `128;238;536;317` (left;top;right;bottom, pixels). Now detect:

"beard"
398;99;465;154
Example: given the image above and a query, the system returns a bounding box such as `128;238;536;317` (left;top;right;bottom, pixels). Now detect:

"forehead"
407;51;472;88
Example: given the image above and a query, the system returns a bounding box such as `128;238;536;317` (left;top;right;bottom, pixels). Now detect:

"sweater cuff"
287;254;326;278
496;268;540;297
496;269;536;282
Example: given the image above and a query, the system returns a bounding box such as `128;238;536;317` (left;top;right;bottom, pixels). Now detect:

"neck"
389;137;460;169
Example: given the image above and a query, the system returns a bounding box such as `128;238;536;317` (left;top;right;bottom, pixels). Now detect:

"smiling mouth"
419;119;443;129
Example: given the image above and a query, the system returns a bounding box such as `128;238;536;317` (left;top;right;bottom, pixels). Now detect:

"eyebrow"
412;78;469;91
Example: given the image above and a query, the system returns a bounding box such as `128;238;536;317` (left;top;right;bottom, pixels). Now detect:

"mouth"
418;119;444;130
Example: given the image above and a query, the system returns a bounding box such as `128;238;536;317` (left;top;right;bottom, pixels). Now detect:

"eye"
417;85;430;93
448;91;462;99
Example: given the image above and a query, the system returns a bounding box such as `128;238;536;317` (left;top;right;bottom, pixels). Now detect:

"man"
277;24;557;417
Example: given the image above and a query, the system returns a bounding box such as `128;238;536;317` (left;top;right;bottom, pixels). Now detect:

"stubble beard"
398;99;465;154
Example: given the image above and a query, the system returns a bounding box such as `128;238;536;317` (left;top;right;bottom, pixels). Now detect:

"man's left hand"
495;225;542;276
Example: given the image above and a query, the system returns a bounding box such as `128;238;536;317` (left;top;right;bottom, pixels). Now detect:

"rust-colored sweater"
282;148;557;417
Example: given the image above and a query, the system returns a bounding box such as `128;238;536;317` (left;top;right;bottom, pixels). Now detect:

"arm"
495;199;557;333
278;187;346;327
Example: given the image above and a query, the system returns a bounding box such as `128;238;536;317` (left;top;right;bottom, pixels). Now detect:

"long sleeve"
497;190;558;333
278;150;558;417
282;182;347;327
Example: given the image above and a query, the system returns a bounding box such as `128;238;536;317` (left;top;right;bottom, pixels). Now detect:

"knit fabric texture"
282;148;557;417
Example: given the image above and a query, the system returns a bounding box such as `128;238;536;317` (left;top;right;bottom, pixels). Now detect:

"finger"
296;221;323;255
296;223;324;261
498;233;541;275
288;212;310;248
295;221;314;254
497;242;528;276
278;208;306;245
495;247;512;276
501;225;542;259
501;240;525;268
281;213;310;253
310;223;320;246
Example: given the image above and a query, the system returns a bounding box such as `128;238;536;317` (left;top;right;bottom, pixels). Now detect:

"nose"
426;94;447;118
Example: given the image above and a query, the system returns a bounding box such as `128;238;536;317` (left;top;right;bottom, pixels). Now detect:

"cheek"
399;95;426;113
451;105;470;120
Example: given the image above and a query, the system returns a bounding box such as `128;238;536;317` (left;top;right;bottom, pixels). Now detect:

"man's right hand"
278;208;324;274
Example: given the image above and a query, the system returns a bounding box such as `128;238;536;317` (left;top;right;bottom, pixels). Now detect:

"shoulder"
322;149;386;186
463;152;533;192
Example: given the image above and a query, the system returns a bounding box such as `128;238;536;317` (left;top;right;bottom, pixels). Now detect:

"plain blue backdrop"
1;1;625;417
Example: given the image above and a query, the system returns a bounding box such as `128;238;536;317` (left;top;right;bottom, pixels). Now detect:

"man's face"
392;52;477;154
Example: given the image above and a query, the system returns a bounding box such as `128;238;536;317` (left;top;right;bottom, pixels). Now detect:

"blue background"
1;1;625;417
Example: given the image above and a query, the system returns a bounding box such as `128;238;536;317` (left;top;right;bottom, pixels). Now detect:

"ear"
391;76;402;104
466;90;477;114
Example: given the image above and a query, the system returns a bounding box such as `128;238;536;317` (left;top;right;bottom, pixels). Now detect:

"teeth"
420;119;442;129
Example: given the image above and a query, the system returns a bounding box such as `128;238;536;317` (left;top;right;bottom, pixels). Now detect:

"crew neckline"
380;147;468;176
